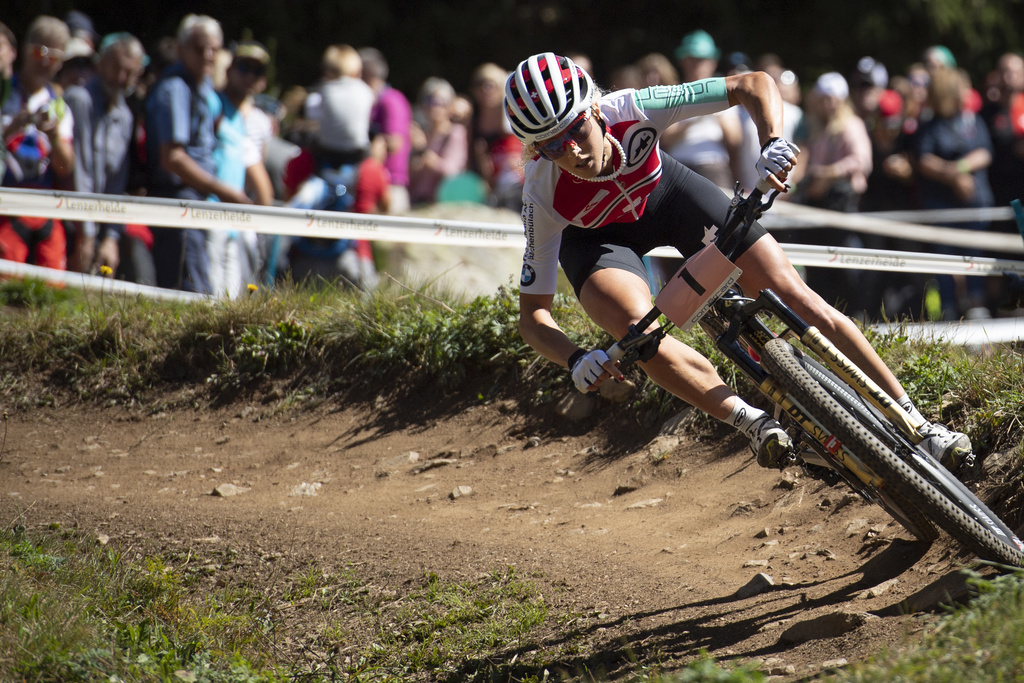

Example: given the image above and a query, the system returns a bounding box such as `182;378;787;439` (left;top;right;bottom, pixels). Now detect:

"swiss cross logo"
824;436;842;455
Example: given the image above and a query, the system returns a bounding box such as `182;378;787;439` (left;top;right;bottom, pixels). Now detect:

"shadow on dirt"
326;372;668;460
440;538;933;682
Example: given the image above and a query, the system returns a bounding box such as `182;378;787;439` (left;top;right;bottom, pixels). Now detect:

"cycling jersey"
519;78;731;295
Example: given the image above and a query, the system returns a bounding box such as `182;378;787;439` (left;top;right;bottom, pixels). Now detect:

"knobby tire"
796;353;940;542
761;338;1024;567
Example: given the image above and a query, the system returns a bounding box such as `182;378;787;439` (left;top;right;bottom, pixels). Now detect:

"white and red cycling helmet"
504;52;596;145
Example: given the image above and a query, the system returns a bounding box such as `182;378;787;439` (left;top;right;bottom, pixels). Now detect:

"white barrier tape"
776;244;1024;277
3;187;1021;253
872;317;1024;347
3;187;1024;282
861;206;1015;224
762;201;1024;253
647;244;1024;277
0;187;525;249
0;258;204;302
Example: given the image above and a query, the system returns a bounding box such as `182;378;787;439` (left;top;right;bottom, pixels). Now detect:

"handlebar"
716;178;780;260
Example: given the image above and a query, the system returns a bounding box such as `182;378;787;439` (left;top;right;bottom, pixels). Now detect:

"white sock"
896;394;928;424
724;397;769;438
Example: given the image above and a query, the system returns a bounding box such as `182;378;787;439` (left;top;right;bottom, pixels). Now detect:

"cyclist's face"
537;108;606;178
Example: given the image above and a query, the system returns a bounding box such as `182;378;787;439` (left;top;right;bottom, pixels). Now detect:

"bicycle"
606;180;1024;567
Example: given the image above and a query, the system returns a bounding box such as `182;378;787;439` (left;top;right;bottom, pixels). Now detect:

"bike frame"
605;182;1024;561
606;184;924;491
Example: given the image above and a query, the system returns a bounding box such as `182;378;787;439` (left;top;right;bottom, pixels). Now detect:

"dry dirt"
0;386;990;680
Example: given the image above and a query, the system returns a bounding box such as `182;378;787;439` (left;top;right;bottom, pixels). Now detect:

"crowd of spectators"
0;13;1022;320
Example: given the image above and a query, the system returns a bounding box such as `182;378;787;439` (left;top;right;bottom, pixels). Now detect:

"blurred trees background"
6;0;1024;99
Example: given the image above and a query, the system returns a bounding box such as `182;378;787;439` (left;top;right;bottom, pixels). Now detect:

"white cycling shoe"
919;421;973;471
751;415;793;469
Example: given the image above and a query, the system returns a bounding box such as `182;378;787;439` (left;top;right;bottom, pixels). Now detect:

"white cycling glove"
755;137;800;184
570;349;611;393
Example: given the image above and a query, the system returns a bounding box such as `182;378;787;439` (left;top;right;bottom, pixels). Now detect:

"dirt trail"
0;394;974;679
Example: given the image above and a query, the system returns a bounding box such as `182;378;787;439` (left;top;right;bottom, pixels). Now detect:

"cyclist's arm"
724;71;785;149
633;78;730;126
633;71;786;150
520;292;580;368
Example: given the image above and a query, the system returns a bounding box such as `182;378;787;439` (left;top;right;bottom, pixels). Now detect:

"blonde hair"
636;52;679;86
322;44;361;79
471;62;507;88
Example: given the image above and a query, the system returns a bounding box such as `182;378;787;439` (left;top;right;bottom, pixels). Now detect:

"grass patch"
0;525;282;682
6;274;1019;451
824;569;1024;682
0;526;558;682
0;523;778;682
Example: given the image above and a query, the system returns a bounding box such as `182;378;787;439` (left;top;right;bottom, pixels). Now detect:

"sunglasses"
235;60;267;77
30;43;64;65
537;110;592;160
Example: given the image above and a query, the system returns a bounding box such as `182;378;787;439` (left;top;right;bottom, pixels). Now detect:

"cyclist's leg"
578;266;738;421
734;233;971;464
733;232;904;399
579;266;792;465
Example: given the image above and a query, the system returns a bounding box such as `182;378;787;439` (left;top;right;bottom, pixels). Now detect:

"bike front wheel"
761;338;1024;567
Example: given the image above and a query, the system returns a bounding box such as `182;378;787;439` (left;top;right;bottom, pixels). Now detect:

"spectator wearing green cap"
662;29;742;192
674;29;720;63
923;45;957;72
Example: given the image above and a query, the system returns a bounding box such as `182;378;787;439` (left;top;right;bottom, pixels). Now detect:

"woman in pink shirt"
795;72;873;211
408;77;468;205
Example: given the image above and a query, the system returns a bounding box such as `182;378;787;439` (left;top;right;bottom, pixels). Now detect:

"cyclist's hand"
756;138;800;191
570;349;623;393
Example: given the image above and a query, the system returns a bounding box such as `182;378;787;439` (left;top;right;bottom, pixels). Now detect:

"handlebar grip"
754;177;773;194
606;342;625;363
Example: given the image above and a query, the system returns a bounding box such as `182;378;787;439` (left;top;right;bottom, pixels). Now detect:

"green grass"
0;526;555;682
5;276;1018;449
0;526;284;682
825;569;1024;682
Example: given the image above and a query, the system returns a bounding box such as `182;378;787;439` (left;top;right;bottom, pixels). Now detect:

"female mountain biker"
505;52;970;469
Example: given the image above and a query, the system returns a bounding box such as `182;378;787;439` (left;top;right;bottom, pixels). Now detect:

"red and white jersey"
519;79;731;295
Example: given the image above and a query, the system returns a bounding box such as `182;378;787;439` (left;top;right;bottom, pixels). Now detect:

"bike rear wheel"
762;338;1024;566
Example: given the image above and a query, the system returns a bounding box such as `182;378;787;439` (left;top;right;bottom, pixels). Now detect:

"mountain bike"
607;181;1024;567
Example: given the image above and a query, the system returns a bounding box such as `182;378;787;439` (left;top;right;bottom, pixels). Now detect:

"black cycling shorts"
558;152;767;299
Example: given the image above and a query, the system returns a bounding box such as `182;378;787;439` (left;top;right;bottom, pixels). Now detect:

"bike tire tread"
762;338;1024;567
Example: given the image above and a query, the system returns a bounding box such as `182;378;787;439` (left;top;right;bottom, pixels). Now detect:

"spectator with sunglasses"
408;76;468;205
505;52;971;470
207;40;275;297
0;15;75;271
